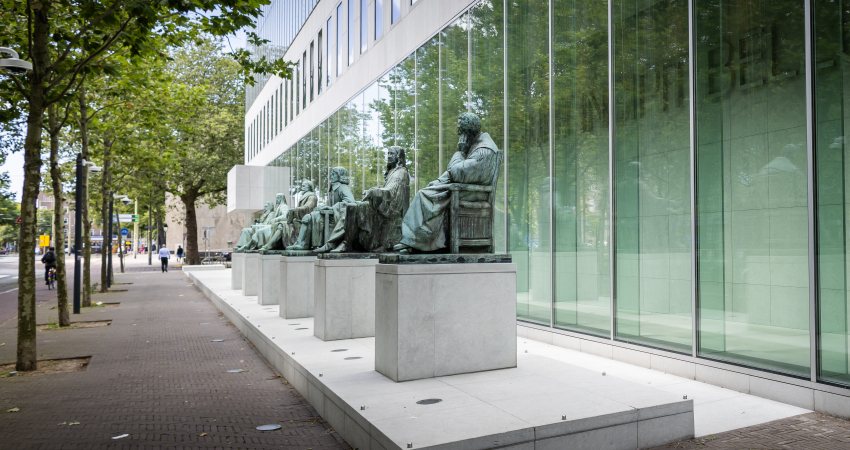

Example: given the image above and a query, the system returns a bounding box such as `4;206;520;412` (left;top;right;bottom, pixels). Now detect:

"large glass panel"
814;2;850;386
415;36;441;192
613;0;691;352
696;0;809;376
469;0;505;252
507;0;551;324
552;0;610;336
442;16;470;175
310;40;316;101
302;51;308;108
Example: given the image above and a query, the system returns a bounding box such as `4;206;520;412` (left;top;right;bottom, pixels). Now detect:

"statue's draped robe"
252;202;289;248
236;208;274;249
400;132;500;252
289;192;317;242
260;202;293;249
303;183;355;248
331;165;410;251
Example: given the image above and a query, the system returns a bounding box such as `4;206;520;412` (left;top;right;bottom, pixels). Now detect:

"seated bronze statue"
394;112;501;254
316;146;410;253
288;167;355;250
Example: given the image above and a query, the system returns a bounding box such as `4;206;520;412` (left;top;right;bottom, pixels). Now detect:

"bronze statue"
288;167;355;250
235;201;274;251
287;180;318;243
316;146;410;253
393;112;501;253
235;193;291;251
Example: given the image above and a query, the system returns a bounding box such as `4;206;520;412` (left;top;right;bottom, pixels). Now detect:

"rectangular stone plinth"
258;254;282;305
376;262;517;382
241;252;260;296
231;252;245;290
279;254;316;319
314;255;378;341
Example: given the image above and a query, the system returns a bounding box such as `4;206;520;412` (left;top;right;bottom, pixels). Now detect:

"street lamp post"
0;47;33;74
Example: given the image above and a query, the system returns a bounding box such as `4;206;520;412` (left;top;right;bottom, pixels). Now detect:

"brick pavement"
0;267;348;450
652;412;850;449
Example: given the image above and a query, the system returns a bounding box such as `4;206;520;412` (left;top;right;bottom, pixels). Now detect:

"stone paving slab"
0;268;348;449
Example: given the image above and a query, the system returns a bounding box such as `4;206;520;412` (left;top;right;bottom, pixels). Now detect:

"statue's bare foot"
330;242;347;253
314;243;332;253
288;244;305;250
392;243;409;252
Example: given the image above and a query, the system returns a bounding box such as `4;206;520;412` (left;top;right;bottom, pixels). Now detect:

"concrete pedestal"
279;253;317;319
230;252;244;290
258;254;282;305
375;258;517;382
314;254;378;341
241;252;260;296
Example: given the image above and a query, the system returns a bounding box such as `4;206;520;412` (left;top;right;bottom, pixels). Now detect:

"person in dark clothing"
41;246;57;286
176;245;184;263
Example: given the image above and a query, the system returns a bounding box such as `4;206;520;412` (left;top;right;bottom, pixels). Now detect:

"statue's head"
457;112;481;138
275;193;286;205
300;179;314;192
263;201;273;212
387;146;407;168
329;167;350;185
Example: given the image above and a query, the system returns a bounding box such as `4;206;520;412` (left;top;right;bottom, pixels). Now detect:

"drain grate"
344;356;362;360
330;349;348;352
295;327;308;330
416;398;442;405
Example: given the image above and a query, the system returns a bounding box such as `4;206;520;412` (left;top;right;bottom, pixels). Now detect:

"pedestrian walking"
176;245;184;263
158;245;171;272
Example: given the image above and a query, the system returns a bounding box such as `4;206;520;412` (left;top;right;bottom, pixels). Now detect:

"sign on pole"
121;228;129;236
39;235;50;247
117;214;133;222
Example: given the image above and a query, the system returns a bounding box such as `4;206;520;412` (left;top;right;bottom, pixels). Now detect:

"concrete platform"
258;254;281;305
230;252;244;289
280;253;316;319
186;268;702;450
314;255;378;341
242;252;259;296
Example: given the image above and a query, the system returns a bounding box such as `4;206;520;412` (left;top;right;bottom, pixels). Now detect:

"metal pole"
73;154;82;314
106;196;113;288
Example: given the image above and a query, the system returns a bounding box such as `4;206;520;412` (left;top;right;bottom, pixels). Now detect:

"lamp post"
0;47;33;75
72;155;100;314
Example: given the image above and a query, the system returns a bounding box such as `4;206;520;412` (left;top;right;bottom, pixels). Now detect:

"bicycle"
46;267;56;290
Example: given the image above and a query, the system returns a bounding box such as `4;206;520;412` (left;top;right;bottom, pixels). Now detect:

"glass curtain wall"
814;2;850;386
695;0;810;376
469;0;506;252
267;0;850;386
508;0;551;324
614;0;692;352
552;0;610;336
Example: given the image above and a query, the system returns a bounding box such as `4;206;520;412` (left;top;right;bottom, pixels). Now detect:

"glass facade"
259;0;850;388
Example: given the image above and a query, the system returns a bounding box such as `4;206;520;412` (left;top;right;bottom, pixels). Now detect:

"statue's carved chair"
447;151;503;253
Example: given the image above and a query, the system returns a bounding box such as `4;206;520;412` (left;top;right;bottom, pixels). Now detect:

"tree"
1;0;293;371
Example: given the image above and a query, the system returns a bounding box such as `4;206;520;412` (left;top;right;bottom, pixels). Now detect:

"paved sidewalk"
0;267;348;449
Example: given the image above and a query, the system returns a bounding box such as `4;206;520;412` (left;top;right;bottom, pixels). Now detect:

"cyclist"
41;246;57;288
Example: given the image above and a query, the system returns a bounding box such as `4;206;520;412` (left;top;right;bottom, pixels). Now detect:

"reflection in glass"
552;0;610;336
613;0;691;352
508;0;550;324
696;0;809;376
416;36;441;191
326;17;333;87
469;0;505;252
442;17;470;177
391;0;400;24
814;2;850;387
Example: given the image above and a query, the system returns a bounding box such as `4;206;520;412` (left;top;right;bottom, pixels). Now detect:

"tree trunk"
17;0;50;371
48;104;69;327
99;143;110;292
181;192;200;265
78;87;92;307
